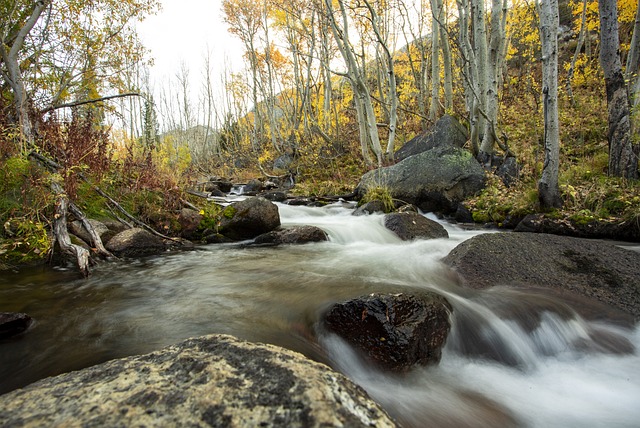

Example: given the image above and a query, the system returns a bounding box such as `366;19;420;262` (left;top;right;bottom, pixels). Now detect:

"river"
1;202;639;427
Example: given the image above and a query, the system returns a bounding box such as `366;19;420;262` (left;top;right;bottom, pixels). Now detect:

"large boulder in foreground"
356;146;485;214
323;293;452;371
0;312;33;340
0;334;395;427
219;197;281;240
253;225;328;246
442;232;640;321
105;228;167;257
395;114;468;161
384;212;449;240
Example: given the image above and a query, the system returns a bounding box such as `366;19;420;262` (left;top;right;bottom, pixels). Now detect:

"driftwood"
50;181;91;277
29;151;181;244
87;182;181;243
68;202;113;258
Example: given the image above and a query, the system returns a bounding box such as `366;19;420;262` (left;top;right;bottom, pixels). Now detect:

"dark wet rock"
384;212;449;241
203;233;235;244
207;178;233;193
243;179;265;195
177;208;203;240
208;186;226;198
395;114;468;161
356;146;485;215
323;293;452;371
515;214;640;243
442;232;640;321
219;197;280;240
0;334;395;427
0;312;33;340
286;198;314;206
352;200;387;216
253;226;328;246
453;204;474;223
261;190;288;202
105;228;167;257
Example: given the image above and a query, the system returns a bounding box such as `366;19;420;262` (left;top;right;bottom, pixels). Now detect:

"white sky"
137;0;244;93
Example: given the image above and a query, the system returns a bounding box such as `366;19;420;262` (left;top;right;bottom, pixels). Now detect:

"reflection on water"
1;203;639;427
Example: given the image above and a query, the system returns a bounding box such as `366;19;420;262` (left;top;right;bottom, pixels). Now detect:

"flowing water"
1;202;639;427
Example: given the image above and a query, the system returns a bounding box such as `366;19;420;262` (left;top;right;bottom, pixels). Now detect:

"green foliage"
468;175;538;225
0;218;51;264
199;203;224;232
561;176;640;221
222;205;237;219
359;185;395;213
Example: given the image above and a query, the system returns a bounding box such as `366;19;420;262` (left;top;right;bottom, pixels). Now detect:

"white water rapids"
0;202;638;427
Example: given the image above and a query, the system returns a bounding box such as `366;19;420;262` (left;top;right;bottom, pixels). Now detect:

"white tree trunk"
479;0;508;162
598;0;638;179
471;0;488;145
537;0;562;208
429;0;443;121
626;0;640;110
324;0;383;166
0;0;49;146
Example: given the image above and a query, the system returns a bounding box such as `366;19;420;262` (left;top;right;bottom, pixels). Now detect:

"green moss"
569;209;597;226
198;202;224;232
472;211;491;223
223;205;237;219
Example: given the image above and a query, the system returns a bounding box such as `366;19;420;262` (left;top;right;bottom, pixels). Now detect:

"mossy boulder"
395;114;468;161
356;146;485;214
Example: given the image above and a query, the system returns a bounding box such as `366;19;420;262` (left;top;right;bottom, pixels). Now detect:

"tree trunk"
472;0;488;147
598;0;639;179
627;0;640;117
479;0;508;163
324;0;383;166
0;0;49;147
566;0;588;106
429;0;443;121
538;0;562;208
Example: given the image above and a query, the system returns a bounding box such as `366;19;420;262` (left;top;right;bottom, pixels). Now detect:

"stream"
1;202;639;427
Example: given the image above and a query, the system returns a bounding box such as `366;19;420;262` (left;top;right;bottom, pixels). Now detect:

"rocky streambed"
1;202;639;427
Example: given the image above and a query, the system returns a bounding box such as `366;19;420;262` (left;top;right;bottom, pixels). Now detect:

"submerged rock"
0;334;395;427
442;232;640;321
323;293;452;371
253;226;328;246
384;212;449;240
219;197;281;241
0;312;33;340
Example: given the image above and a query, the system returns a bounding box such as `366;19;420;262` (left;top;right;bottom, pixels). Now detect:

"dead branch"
68;202;113;258
50;181;91;277
42;92;141;113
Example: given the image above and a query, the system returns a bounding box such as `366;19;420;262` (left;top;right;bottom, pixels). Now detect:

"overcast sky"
137;0;244;90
